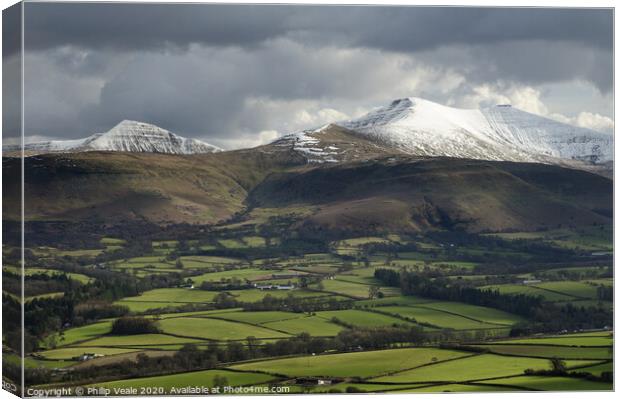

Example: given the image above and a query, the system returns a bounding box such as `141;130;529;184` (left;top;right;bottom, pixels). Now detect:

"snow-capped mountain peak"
7;120;222;155
86;120;221;154
340;97;613;164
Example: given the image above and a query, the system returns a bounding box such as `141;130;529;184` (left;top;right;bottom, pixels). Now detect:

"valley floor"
2;222;613;394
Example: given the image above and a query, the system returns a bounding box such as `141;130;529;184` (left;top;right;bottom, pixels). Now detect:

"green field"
157;317;290;340
180;256;247;267
101;238;126;252
116;288;220;304
372;354;564;383
4;353;78;370
334;274;383;285
21;267;93;284
474;344;612;360
76;334;203;347
338;237;392;247
261;316;344;336
227;289;325;302
496;335;613;346
486;226;612;252
483;375;612;391
531;281;601;300
121;256;168;263
232;347;468;378
401;383;521;392
311;383;429;393
152;240;178;248
112;301;184;313
113;287;328;312
243;236;268;247
585;278;613;287
50;321;113;347
112;261;175;270
316;309;414;327
210;310;304;324
37;347;139;360
101;237;126;245
418;302;525;326
93;369;276;393
572;361;613;377
191;268;270;284
219;239;247;249
356;295;434;307
31;247;105;258
155;308;244;319
216;237;269;249
24;292;65;302
313;279;399;299
377;306;502;330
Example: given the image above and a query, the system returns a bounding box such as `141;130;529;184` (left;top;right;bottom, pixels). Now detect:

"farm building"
254;284;296;290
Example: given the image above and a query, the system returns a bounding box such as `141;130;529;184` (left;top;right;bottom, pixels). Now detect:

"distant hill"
3;120;221;155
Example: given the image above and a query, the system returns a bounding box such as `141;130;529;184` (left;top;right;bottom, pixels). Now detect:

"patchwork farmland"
3;223;613;393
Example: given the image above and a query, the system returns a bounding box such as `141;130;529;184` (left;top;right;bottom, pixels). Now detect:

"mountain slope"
4;147;610;233
2;147;301;225
270;124;408;163
6;120;222;155
339;97;613;164
249;157;612;234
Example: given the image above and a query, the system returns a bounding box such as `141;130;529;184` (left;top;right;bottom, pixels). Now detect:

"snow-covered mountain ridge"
6;120;222;155
274;97;612;168
338;97;612;164
5;98;612;169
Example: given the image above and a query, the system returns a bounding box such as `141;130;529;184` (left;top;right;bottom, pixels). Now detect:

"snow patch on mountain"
272;124;340;163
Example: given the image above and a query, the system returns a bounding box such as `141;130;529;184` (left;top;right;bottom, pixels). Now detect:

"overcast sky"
4;3;614;148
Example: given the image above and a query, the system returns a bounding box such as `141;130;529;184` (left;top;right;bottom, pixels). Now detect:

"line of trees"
374;268;542;318
111;317;160;335
241;294;355;312
375;268;613;334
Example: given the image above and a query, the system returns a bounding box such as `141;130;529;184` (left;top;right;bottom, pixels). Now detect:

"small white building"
255;284;295;290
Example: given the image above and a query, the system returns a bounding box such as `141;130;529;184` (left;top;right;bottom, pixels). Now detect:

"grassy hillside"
3;150;612;233
3;147;301;224
249;157;612;233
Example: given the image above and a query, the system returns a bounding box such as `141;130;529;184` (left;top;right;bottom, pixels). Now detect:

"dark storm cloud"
22;3;290;54
11;3;614;146
2;3;21;139
470;40;613;92
2;2;21;58
22;4;612;55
